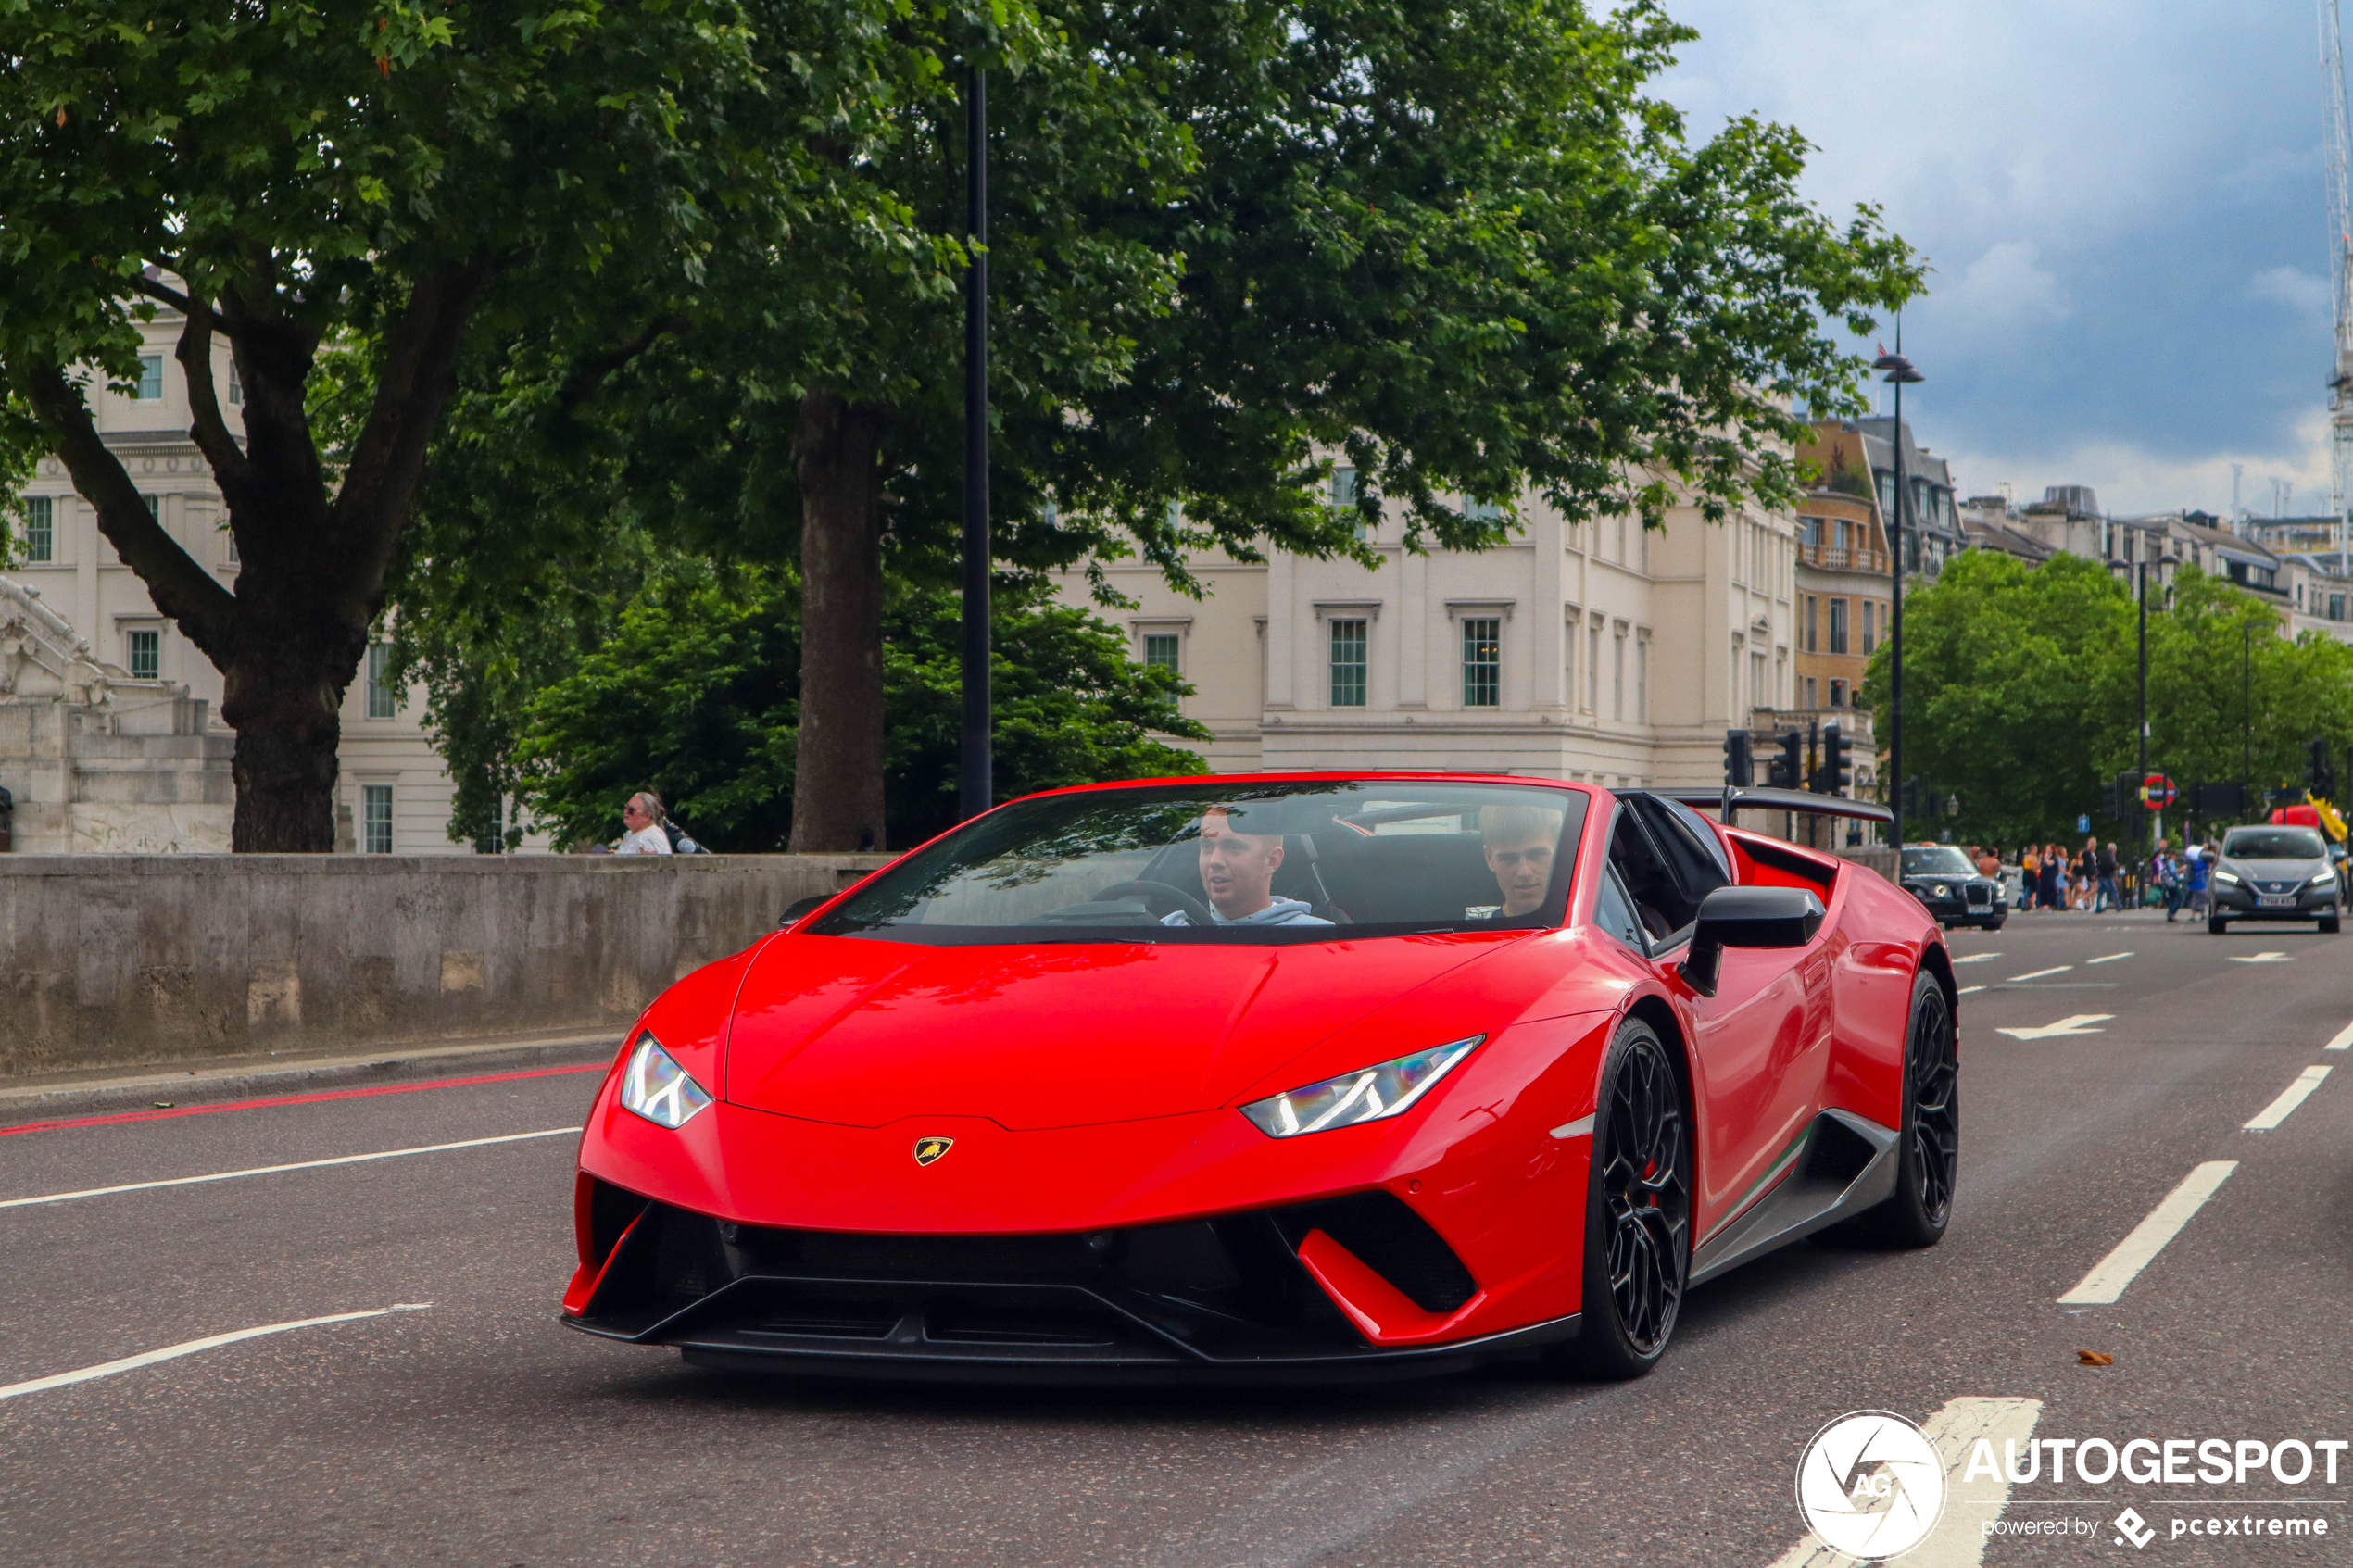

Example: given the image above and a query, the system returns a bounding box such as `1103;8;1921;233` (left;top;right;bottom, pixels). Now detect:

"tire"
1544;1018;1691;1380
2208;915;2229;935
1843;971;1957;1249
2322;915;2341;935
1983;917;2007;933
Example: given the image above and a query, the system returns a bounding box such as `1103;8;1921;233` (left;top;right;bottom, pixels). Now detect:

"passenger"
1479;804;1565;918
1163;808;1331;926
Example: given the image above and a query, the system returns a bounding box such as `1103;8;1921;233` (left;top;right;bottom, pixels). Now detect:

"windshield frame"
806;776;1594;945
1901;846;1978;878
2221;828;2328;861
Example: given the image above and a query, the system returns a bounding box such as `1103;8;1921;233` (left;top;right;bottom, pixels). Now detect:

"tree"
419;0;1920;853
1859;553;2353;848
0;0;828;847
510;570;1206;849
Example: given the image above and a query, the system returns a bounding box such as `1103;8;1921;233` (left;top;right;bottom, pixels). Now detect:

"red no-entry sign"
2140;773;2178;809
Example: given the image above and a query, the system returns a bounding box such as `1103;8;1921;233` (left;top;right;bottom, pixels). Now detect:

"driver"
1163;808;1332;926
1480;804;1564;918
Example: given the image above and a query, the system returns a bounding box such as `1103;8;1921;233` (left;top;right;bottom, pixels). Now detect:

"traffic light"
2309;737;2338;800
1811;722;1851;795
1767;730;1804;789
1721;729;1754;787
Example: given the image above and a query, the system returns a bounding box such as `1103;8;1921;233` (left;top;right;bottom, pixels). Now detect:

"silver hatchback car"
2208;825;2341;935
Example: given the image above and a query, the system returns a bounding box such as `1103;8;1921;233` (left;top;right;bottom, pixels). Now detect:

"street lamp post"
1872;341;1924;849
2136;548;2180;848
958;66;992;821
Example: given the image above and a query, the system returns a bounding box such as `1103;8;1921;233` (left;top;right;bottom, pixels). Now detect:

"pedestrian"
2041;841;2065;910
2095;840;2120;913
1975;844;2001;879
2184;841;2213;918
616;791;674;855
2151;836;2182;922
2020;845;2040;910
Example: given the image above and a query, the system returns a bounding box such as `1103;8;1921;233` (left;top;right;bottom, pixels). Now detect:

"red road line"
0;1062;609;1138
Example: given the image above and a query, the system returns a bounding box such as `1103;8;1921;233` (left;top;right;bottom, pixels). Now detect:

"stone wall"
0;853;890;1077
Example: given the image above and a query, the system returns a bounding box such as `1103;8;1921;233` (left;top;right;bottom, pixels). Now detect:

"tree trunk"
220;612;365;852
789;389;891;852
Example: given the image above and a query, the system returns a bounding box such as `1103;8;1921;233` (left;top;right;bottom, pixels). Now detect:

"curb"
0;1033;621;1120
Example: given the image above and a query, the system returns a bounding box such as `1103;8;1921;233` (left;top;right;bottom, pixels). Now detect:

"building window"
1329;619;1367;707
1331;467;1365;541
2333;593;2347;621
1804;595;1818;653
1798;516;1821;546
141;494;159;523
1613;627;1628;720
22;495;52;562
1635;634;1649;723
1830;678;1846;708
136;355;164;401
362;784;395;854
365;643;401;719
1861;600;1876;654
1462;617;1501;708
1804;675;1818;709
1585;619;1601;712
1750;650;1767;715
126;628;160;680
227;358;243;407
224;524;238;566
1828;597;1849;655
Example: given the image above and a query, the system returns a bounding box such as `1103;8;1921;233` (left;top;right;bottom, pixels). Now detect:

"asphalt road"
3;906;2349;1566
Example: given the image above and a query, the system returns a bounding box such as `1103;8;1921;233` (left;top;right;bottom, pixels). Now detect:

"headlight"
1239;1035;1482;1138
2212;870;2240;885
2312;870;2337;886
618;1033;713;1129
1932;884;1950;897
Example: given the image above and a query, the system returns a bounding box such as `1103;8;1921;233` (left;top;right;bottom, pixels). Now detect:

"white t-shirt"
616;825;673;855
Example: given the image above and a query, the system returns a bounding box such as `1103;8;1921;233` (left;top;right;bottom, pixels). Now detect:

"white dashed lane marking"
1762;1396;2045;1567
2059;1161;2238;1305
2085;951;2133;964
2244;1065;2332;1131
2006;966;2073;982
0;1305;431;1402
1958;985;1985;996
2324;1019;2353;1052
2230;951;2293;963
1951;953;2000;965
0;1128;580;1210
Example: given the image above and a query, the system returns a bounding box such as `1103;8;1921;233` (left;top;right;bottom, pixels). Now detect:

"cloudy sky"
1658;0;2340;519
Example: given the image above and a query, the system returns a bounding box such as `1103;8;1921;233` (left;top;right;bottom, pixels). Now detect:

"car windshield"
2221;828;2327;859
809;780;1590;943
1902;846;1976;876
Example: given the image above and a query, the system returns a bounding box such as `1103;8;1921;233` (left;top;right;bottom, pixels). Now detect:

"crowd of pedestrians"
1968;834;2220;917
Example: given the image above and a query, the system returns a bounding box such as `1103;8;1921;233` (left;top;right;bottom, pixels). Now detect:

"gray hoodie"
1162;896;1331;927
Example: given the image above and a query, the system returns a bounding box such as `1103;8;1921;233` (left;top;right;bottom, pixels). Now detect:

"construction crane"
2322;0;2353;562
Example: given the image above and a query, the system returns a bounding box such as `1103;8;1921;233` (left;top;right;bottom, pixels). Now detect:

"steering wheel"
1092;879;1218;927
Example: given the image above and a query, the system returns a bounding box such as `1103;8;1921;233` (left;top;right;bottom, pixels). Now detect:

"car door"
1608;798;1818;1235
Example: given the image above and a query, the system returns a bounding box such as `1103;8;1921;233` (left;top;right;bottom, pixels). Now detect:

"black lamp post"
1872;341;1924;849
958;66;992;821
2136;547;2180;845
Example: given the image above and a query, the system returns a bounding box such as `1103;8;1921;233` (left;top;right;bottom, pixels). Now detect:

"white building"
1062;475;1803;793
6;307;462;851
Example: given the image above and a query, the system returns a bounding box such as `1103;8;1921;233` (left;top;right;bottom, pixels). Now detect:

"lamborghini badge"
912;1136;955;1166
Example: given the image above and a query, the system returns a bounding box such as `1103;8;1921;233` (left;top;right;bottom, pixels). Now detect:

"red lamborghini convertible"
563;774;1957;1382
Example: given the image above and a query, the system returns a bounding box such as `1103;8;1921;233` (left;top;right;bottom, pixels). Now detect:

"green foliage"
510;572;1208;850
1860;554;2353;849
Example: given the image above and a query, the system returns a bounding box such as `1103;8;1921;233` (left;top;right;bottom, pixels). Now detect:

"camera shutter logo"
1795;1411;1947;1560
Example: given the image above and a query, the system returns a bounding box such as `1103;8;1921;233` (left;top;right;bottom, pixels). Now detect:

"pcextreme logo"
1795;1411;1948;1560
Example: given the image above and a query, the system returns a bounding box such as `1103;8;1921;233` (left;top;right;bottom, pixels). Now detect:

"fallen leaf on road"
152;1100;174;1109
2077;1350;2114;1366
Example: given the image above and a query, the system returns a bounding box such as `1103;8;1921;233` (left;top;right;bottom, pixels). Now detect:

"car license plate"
2259;894;2296;908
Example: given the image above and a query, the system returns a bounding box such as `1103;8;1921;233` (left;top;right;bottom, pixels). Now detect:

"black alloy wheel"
1548;1019;1691;1379
1847;970;1957;1248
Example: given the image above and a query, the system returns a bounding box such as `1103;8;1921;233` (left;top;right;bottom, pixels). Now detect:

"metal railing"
1797;541;1888;573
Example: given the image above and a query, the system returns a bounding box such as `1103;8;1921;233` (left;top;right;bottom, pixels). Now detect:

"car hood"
723;931;1523;1131
2221;859;2325;882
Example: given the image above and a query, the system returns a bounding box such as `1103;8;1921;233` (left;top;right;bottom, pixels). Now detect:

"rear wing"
1654;787;1894;827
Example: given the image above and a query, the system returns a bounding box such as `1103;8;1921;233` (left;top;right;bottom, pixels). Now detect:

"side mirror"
780;894;830;927
1680;885;1824;997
